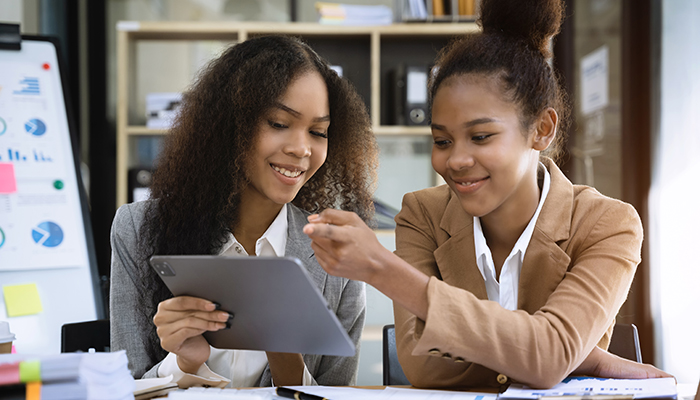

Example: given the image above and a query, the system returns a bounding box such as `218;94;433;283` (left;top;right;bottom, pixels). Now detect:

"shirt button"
497;374;508;384
428;348;441;356
442;353;452;360
454;357;465;363
235;245;242;254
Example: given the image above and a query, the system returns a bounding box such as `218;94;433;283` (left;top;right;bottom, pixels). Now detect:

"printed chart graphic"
0;226;5;248
31;221;64;248
0;117;6;135
0;147;53;162
13;77;40;95
25;118;47;136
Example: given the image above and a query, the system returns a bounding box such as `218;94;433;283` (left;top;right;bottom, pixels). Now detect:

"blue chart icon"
32;221;64;247
25;119;47;136
0;117;6;136
14;77;40;95
0;226;5;248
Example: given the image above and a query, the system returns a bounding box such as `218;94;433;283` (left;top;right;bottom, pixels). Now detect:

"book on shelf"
316;2;393;25
398;0;479;22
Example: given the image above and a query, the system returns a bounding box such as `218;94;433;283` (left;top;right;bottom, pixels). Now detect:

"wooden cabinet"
116;21;477;206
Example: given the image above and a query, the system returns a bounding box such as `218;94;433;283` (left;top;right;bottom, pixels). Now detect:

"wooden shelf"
117;21;477;206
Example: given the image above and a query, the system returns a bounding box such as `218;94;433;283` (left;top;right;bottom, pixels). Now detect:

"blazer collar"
284;203;326;290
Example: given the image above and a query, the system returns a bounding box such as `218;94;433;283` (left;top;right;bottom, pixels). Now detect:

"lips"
451;176;488;194
270;163;305;178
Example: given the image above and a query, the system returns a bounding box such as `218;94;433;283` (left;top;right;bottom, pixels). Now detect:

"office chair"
382;324;410;385
382;322;644;385
61;319;110;353
608;323;643;363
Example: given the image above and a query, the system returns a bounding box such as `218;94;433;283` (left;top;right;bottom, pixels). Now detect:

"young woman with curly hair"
304;0;671;390
109;35;377;388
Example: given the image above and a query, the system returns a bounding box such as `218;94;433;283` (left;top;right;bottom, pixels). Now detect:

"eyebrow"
431;117;501;131
274;102;330;123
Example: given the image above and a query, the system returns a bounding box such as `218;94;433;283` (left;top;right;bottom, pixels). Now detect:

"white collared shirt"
473;165;551;311
158;205;314;387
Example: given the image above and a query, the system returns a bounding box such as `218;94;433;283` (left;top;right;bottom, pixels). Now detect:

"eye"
310;130;328;139
268;120;287;129
433;139;451;148
472;134;493;143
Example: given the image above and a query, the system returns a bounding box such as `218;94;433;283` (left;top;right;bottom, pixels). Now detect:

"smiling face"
430;74;545;222
243;71;330;208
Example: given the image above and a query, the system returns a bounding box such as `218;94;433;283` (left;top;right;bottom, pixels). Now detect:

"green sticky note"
19;360;41;382
2;283;43;317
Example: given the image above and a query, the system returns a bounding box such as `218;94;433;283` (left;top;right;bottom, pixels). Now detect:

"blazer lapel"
285;204;327;291
433;191;489;300
518;159;573;312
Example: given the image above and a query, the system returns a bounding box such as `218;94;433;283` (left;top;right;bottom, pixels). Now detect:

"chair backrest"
382;324;410;386
608;323;642;363
61;319;110;353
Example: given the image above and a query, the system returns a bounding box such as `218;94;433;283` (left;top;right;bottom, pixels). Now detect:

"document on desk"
167;386;499;399
500;377;677;399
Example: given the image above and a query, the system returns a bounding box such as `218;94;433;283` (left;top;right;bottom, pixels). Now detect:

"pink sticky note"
0;163;17;194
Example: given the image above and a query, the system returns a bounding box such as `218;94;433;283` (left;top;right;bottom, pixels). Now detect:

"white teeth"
459;181;474;186
272;165;302;178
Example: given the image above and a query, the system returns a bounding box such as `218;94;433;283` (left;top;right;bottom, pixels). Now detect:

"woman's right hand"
153;296;232;374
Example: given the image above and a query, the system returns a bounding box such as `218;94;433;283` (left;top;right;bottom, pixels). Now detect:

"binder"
388;64;430;126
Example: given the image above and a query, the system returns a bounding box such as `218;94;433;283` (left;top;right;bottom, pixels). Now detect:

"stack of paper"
316;2;393;25
0;351;135;400
501;376;678;399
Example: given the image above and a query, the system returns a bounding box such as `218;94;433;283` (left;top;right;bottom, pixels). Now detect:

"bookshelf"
116;21;478;207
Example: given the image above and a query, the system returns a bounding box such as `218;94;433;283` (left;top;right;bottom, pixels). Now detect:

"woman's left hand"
303;209;390;285
573;345;674;380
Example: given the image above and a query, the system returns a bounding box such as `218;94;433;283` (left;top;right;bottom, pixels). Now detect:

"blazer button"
454;357;465;363
497;374;508;384
441;353;452;360
429;348;441;355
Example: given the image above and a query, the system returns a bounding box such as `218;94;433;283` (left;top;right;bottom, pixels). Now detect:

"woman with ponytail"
304;0;671;389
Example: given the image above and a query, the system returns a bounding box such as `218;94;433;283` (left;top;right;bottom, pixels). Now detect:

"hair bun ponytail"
478;0;564;58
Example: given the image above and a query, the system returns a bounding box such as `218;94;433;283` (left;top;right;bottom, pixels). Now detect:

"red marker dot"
43;63;50;70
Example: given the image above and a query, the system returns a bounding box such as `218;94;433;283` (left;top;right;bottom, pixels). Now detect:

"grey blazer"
109;201;366;386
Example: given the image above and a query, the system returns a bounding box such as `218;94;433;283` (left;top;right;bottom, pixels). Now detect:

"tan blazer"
393;159;642;389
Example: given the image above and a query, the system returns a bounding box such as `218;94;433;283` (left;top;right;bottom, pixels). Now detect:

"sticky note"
0;163;17;194
19;360;41;382
2;283;43;317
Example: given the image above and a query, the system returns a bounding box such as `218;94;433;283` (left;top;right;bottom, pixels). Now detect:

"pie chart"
25;118;47;136
0;226;5;248
31;221;63;247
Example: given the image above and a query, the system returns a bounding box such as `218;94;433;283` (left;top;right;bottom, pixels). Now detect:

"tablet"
149;255;355;357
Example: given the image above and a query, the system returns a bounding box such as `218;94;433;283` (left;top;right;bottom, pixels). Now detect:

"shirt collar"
473;163;551;277
219;204;288;257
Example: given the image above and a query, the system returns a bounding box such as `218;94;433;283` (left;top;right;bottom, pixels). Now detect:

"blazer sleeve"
393;191;642;389
308;278;366;386
109;203;162;379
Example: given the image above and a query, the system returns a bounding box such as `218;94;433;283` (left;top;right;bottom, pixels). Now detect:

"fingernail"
308;214;319;221
227;312;235;321
224;322;231;330
212;302;221;310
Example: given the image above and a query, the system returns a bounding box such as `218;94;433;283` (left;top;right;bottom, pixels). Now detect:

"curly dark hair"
135;35;378;365
429;0;571;163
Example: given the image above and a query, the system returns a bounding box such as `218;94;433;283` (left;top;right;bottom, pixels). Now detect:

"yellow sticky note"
3;283;43;317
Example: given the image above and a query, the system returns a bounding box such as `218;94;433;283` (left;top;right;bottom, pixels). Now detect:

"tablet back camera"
154;262;176;276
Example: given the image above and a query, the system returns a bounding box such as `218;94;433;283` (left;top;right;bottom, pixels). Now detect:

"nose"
446;141;475;171
283;128;312;158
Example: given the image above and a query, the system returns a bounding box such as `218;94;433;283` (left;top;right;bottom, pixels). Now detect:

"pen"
276;386;330;400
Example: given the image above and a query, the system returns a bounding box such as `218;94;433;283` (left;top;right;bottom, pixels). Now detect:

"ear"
532;107;558;151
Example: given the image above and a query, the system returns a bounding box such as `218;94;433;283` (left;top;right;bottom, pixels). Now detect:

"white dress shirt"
473;165;551;310
158;205;314;387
